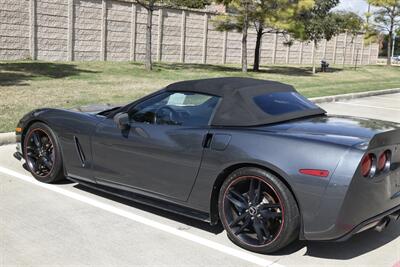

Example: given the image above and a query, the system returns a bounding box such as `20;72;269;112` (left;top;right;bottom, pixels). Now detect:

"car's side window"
128;92;219;127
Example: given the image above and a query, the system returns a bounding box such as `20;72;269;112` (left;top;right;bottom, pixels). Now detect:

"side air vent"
74;136;86;167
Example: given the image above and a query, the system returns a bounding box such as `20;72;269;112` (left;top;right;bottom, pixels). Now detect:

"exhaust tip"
13;152;22;161
375;217;390;232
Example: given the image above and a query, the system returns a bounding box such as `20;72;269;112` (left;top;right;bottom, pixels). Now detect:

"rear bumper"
335;204;400;242
304;157;400;241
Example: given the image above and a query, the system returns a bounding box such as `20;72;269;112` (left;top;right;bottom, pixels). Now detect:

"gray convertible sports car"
14;77;400;253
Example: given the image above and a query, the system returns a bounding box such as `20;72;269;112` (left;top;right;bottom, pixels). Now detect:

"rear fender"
188;130;350;231
304;128;400;240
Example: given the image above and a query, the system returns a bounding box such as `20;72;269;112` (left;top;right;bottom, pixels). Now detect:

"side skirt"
66;176;211;223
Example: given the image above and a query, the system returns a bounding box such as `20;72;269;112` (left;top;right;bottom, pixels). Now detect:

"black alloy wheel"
24;122;65;183
223;176;284;246
219;167;300;254
25;128;55;177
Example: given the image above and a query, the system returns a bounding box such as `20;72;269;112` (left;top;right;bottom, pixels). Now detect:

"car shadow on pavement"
72;181;398;258
274;223;400;259
74;183;224;235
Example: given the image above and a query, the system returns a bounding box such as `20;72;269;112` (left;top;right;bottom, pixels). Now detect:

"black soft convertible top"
165;77;326;127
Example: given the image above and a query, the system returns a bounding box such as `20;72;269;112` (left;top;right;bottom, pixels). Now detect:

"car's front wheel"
218;167;300;254
23;122;65;183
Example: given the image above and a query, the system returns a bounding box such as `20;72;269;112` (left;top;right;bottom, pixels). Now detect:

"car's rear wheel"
23;122;65;183
218;167;300;254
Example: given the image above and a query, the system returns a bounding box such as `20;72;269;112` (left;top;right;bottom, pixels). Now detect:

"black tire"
23;122;65;183
218;167;300;254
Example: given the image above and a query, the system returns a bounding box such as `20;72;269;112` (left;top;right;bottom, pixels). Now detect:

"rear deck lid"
262;115;400;148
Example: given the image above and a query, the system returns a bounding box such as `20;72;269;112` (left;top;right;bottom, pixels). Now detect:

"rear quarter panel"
188;128;362;238
315;131;400;240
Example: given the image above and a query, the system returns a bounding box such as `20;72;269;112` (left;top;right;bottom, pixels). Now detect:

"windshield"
98;106;121;116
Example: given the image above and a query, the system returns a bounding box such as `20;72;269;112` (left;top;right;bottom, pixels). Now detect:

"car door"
91;91;220;201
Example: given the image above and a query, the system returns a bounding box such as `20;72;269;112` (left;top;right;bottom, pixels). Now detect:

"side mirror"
113;112;130;130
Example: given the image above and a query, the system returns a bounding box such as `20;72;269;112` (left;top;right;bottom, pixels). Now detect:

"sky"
336;0;370;15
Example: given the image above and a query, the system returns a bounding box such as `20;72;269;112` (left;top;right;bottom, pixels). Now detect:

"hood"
262;115;400;148
69;104;119;115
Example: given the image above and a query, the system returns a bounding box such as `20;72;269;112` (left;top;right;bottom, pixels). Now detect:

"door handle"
202;133;213;148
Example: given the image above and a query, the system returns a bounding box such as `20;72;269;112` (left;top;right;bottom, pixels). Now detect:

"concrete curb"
1;88;400;146
0;132;16;146
310;88;400;104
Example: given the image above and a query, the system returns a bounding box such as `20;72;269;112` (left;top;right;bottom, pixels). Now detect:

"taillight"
361;153;376;177
378;150;391;172
377;152;387;171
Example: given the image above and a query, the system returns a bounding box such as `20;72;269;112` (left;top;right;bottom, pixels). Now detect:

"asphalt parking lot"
1;93;400;267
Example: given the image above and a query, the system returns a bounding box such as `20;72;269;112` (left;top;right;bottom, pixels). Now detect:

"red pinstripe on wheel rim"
222;176;285;247
24;128;55;178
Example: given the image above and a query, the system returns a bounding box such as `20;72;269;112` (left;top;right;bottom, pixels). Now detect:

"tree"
334;11;364;67
250;0;314;71
135;0;210;71
214;0;254;72
214;0;314;72
290;0;341;74
367;0;400;65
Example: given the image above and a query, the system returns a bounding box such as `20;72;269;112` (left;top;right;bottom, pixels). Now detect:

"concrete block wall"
225;31;241;64
259;32;276;64
0;0;30;60
184;11;204;63
106;0;131;61
0;0;379;65
36;0;68;61
133;4;159;62
206;14;223;64
161;9;181;62
74;0;102;61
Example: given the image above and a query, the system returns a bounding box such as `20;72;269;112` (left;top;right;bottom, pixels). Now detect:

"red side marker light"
299;169;330;177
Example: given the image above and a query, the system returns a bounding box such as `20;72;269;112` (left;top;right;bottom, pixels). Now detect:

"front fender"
17;108;104;181
16;108;54;151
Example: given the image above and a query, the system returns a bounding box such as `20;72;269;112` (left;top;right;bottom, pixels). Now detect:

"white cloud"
336;0;369;15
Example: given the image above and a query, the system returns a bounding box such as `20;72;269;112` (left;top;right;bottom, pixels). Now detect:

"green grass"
1;60;399;133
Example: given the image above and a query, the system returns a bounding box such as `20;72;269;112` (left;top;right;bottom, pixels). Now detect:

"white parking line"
0;166;283;267
369;95;400;100
335;102;400;111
